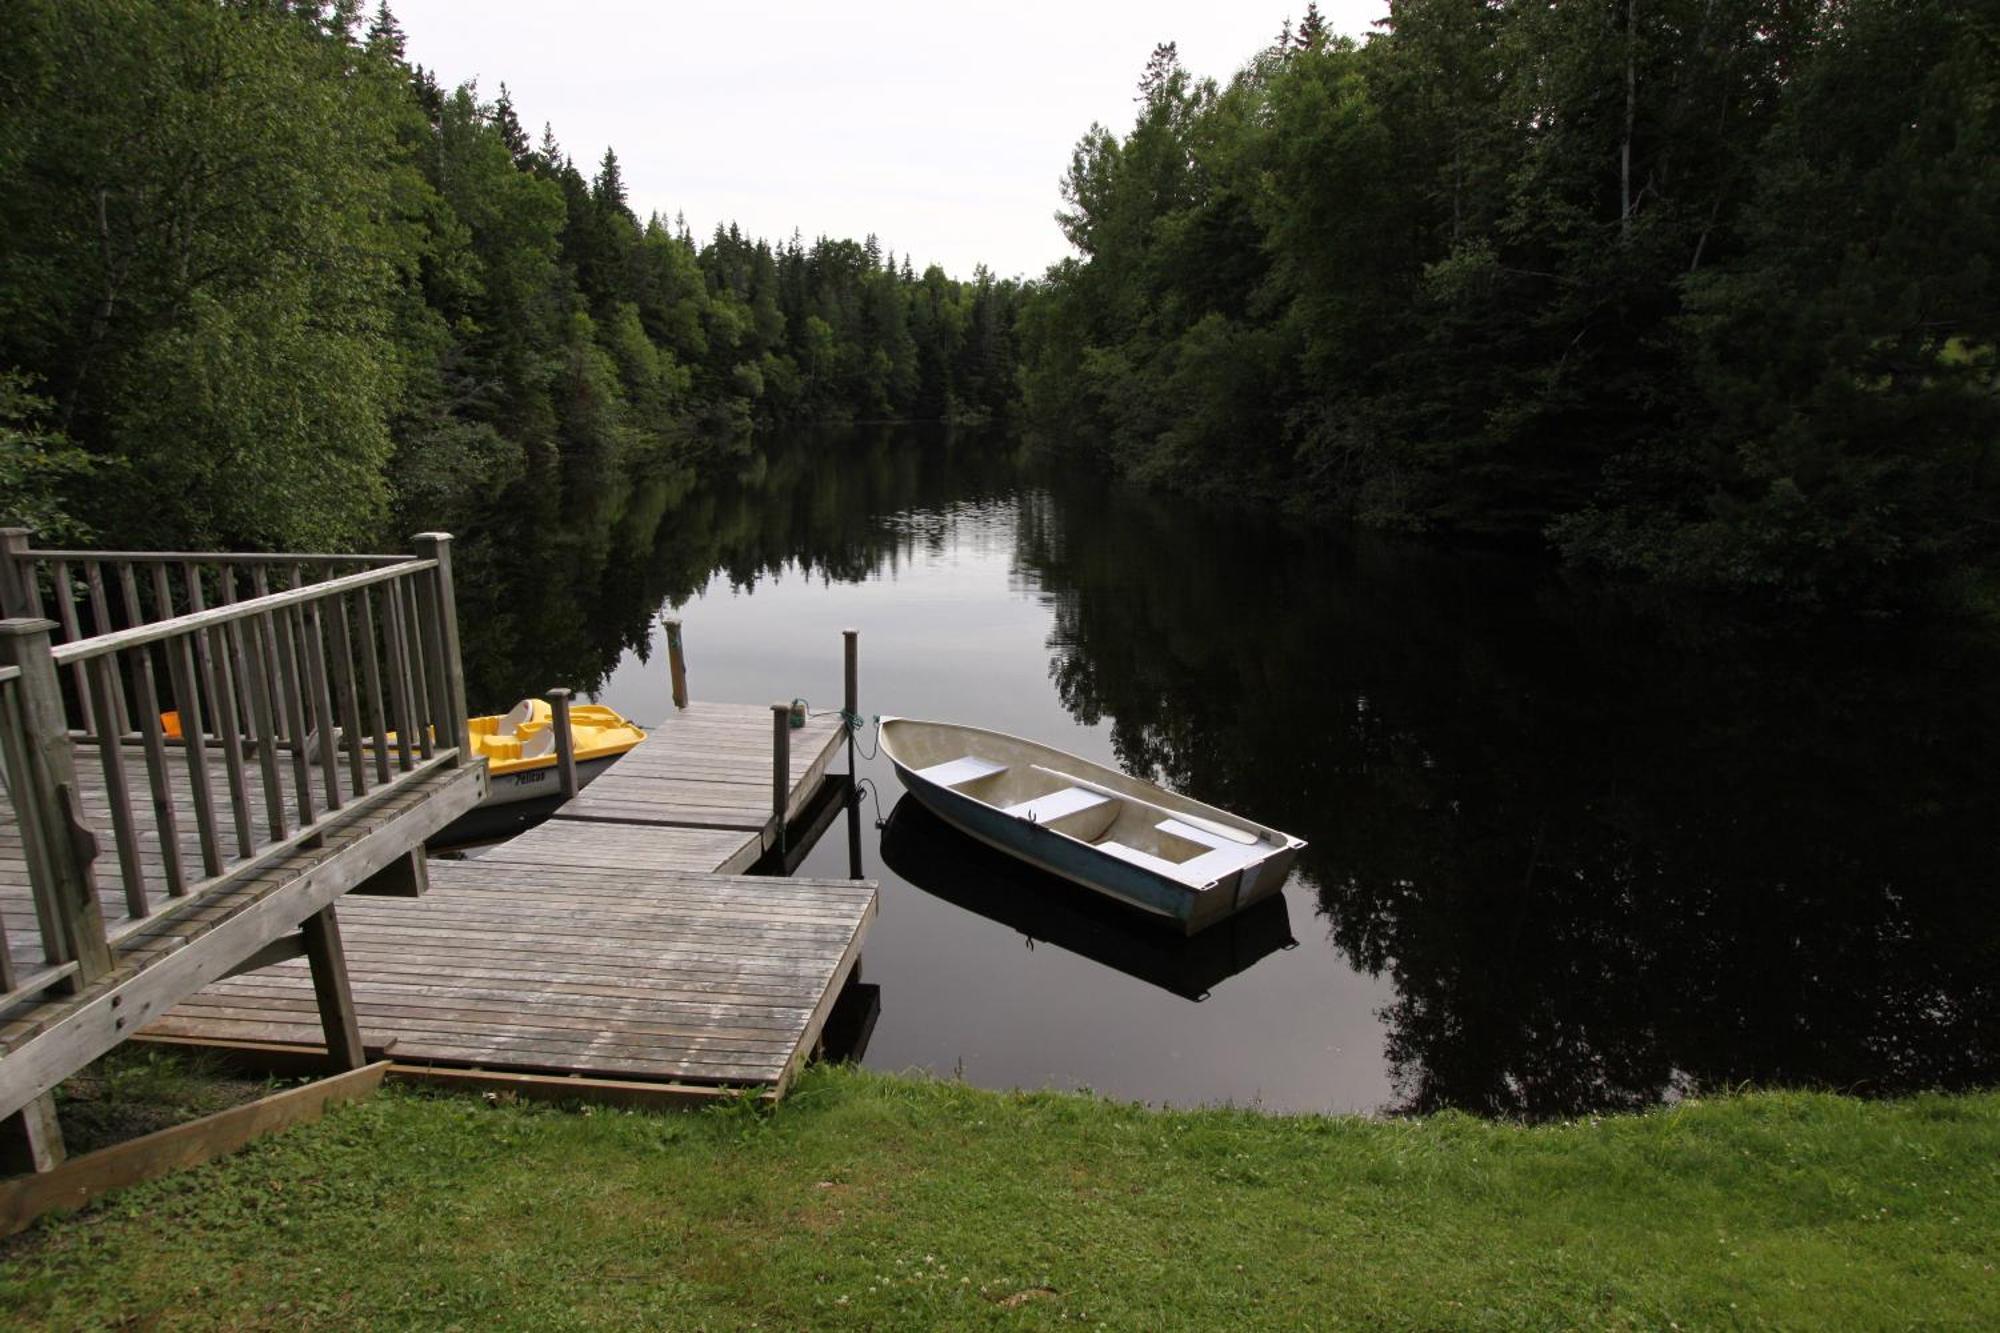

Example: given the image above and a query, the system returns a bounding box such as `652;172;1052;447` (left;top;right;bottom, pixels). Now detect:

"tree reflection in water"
1018;473;1999;1118
451;426;1998;1118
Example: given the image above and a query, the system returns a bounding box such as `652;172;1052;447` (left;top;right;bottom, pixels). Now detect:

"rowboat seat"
1095;839;1188;878
1004;786;1109;823
914;755;1008;788
1157;818;1271;879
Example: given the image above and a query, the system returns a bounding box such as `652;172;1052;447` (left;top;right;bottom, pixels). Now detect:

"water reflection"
879;796;1297;1003
1019;475;2000;1117
452;432;1028;707
457;425;2000;1116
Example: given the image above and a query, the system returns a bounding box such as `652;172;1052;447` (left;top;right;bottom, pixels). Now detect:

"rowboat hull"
880;717;1304;935
880;796;1296;998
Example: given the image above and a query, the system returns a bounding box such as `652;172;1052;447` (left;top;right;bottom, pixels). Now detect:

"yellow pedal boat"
467;697;645;801
433;698;644;845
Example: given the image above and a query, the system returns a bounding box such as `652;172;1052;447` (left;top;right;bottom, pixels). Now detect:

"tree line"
0;0;1027;553
1020;1;2000;610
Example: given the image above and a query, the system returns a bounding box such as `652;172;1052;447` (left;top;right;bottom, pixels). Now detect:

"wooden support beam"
351;847;428;898
771;702;791;856
300;905;365;1072
758;773;852;875
136;1039;770;1111
0;1062;388;1238
846;770;866;880
385;1065;769;1112
0;1093;64;1175
219;932;306;980
548;687;579;801
662;617;689;710
132;1034;368;1079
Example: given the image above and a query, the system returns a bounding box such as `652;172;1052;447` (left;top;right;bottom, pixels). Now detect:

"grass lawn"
2;1067;1996;1329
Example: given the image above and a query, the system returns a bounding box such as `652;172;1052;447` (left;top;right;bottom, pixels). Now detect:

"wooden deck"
0;747;483;1118
0;740;462;987
0;537;489;1173
148;851;873;1091
553;701;847;872
146;699;875;1100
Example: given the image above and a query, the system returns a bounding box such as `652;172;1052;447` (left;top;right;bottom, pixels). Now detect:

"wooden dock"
553;701;848;872
0;528;870;1219
0;539;485;1171
145;698;875;1103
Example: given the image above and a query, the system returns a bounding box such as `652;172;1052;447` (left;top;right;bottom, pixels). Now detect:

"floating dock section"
147;699;875;1105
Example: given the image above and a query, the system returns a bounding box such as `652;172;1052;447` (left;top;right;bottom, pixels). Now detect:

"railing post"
412;533;470;763
547;688;579;801
0;529;33;620
771;701;790;857
0;618;111;989
663;617;689;710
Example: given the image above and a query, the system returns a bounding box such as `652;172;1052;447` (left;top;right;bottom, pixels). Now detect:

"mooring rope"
854;775;889;828
800;700;882;760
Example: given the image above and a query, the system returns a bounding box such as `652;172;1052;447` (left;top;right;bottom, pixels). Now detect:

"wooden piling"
300;905;365;1072
771;701;791;855
843;628;858;720
548;687;579;800
664;617;689;710
846;774;864;879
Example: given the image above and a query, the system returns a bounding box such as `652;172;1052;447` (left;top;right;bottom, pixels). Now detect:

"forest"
1022;1;2000;610
2;0;1994;614
0;0;1026;554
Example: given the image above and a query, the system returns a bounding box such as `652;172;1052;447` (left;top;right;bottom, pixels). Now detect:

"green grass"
3;1068;1997;1329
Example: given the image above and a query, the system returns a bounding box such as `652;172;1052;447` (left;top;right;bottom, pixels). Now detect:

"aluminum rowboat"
880;716;1304;935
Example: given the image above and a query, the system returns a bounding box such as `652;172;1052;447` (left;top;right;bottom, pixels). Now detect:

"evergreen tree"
492;82;531;167
364;0;404;59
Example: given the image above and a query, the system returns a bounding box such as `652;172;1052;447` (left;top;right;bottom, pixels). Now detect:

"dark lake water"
457;425;1999;1117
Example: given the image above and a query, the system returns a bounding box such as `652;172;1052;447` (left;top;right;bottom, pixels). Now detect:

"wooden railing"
0;535;469;1008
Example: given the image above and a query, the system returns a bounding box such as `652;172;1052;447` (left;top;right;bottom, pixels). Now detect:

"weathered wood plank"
0;1062;388;1239
0;761;483;1120
54;680;873;1102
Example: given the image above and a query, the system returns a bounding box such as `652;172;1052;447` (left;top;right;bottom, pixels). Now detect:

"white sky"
388;1;1389;280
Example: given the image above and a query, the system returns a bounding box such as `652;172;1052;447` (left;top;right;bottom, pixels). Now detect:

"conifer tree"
492;83;531;167
365;1;404;59
1295;3;1327;51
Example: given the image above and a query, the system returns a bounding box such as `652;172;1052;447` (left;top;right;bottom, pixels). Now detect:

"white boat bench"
1003;786;1110;823
913;755;1008;788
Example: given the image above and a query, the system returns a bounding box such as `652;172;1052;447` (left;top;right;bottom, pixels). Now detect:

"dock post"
411;533;470;763
845;777;864;879
842;628;858;766
0;529;34;619
770;701;790;857
300;905;366;1072
663;618;689;711
843;627;861;878
547;688;579;801
0;618;111;991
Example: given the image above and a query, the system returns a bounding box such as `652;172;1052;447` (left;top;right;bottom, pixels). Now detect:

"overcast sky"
387;1;1389;280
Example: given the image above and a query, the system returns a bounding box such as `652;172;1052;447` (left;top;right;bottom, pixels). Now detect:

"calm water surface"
459;426;2000;1117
